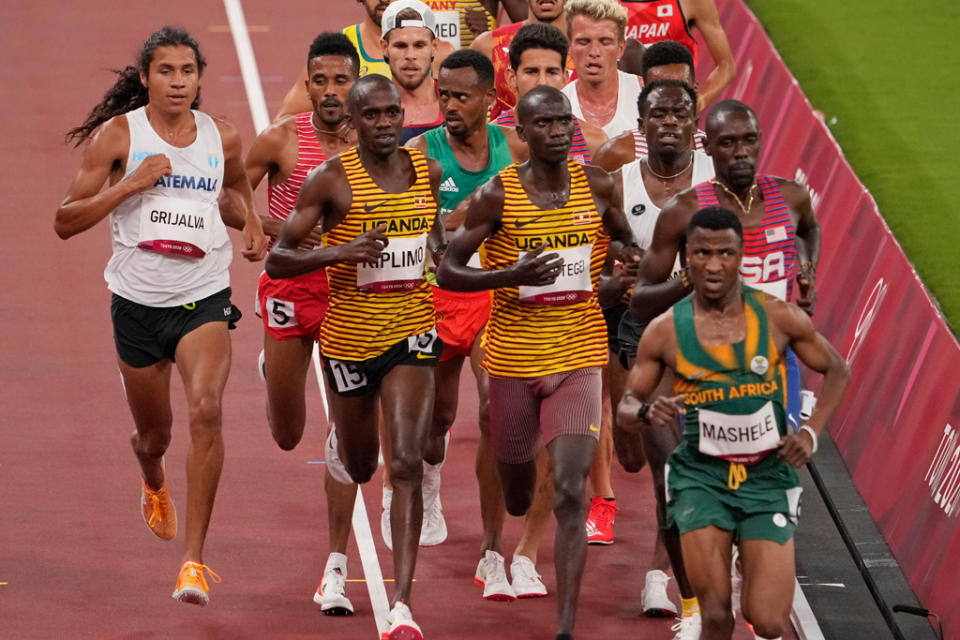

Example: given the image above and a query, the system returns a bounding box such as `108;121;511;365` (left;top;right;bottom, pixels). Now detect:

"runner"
618;206;850;640
265;74;443;640
242;32;361;615
55;26;267;605
437;85;638;640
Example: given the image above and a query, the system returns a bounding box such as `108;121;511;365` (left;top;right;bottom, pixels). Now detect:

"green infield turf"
749;0;960;333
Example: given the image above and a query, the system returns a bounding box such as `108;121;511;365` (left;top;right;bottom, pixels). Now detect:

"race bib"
698;401;781;464
357;233;427;292
518;244;593;305
431;9;461;48
138;193;215;258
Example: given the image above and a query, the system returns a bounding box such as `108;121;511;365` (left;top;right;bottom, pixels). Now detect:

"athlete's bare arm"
681;0;735;112
243;116;300;241
629;189;700;323
425;157;447;253
214;118;268;261
265;159;387;279
496;0;529;22
617;311;684;431
579;118;609;160
781;179;820;315
470;29;495;59
584;164;636;250
436;176;563;291
767;297;851;467
55;116;169;239
592;132;635;172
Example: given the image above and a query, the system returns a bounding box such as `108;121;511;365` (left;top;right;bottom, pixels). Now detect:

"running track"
1;2;786;638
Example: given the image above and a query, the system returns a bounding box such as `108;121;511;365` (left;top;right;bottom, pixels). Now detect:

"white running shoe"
473;550;517;601
641;569;678;617
510;554;547;598
381;487;393;550
257;349;266;383
670;613;702;640
419;432;450;546
324;428;353;485
386;600;423;640
731;545;743;617
313;562;354;616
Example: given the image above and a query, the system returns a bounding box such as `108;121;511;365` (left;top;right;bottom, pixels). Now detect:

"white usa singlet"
622;150;713;255
105;107;231;307
561;70;643;138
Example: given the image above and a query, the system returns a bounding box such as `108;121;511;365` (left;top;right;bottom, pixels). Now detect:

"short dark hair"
308;32;360;77
347;74;400;112
705;99;758;134
440;49;495;88
509;23;568;71
686;206;743;241
516;85;569;124
637;78;698;117
641;40;695;81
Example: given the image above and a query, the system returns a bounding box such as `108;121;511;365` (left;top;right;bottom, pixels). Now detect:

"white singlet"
622;150;713;268
105;107;231;307
562;70;643;138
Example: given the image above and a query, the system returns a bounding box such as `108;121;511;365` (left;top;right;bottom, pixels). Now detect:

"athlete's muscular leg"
174;321;232;564
739;538;795;639
121;358;174;492
263;333;313;450
548;434;598;636
609;354;646;472
325;456;359;555
643;371;695;597
680;525;736;640
512;449;553;562
587;366;616;498
380;364;435;606
470;336;506;554
425;355;464;464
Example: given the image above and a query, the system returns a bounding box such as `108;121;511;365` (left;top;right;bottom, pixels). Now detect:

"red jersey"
268;112;327;223
620;0;698;65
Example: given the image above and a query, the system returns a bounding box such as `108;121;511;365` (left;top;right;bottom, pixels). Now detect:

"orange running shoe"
172;561;221;606
140;475;177;541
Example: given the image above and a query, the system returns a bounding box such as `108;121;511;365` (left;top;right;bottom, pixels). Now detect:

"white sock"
325;552;347;574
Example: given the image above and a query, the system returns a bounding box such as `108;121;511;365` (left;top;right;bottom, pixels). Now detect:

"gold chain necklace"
643;153;694;180
712;179;757;214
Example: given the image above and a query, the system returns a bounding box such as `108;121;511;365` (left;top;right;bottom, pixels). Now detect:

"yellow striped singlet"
320;147;437;361
342;24;392;79
481;160;610;377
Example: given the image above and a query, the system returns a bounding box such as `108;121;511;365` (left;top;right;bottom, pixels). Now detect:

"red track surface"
1;3;788;638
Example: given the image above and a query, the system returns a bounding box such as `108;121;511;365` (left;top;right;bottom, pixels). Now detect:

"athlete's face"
529;0;563;23
306;56;357;126
382;27;437;91
142;45;200;115
349;83;404;157
517;94;574;164
685;227;743;301
640;86;696;157
705;111;762;191
359;0;395;27
644;63;695;87
568;15;624;83
508;49;566;99
438;66;495;138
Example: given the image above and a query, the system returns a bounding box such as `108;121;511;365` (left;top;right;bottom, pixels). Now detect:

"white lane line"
224;4;389;635
222;0;270;132
791;578;826;640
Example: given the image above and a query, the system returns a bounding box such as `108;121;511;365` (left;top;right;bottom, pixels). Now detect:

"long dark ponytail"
66;26;207;146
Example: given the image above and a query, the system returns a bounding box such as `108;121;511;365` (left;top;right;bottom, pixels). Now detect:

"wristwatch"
637;402;651;422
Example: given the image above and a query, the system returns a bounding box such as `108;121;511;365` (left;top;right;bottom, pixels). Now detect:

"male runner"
619;0;735;112
56;26;266;605
276;0;454;119
471;0;571;120
592;40;706;173
560;0;643;138
405;49;514;555
266;74;442;640
604;78;714;628
437;86;638;640
619;207;850;640
380;0;446;143
242;32;361;615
